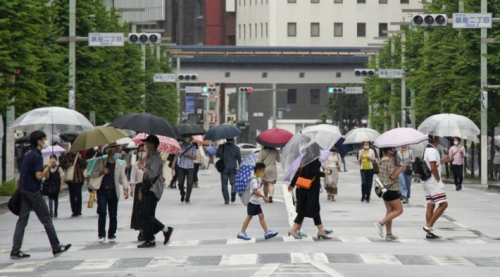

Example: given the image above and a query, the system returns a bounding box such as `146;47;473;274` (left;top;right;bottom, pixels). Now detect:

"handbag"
215;145;226;173
8;188;22;216
87;158;105;190
372;162;380;175
373;178;387;198
87;191;96;208
64;154;78;182
295;166;316;190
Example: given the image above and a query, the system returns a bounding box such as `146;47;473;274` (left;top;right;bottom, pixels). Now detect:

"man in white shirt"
422;135;450;239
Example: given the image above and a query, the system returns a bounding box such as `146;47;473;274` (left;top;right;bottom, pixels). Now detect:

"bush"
1;179;17;196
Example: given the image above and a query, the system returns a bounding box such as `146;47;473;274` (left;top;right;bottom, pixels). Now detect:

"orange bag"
295;167;316;189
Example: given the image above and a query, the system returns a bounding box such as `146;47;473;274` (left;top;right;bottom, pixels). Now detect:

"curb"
488;184;500;190
0;199;9;209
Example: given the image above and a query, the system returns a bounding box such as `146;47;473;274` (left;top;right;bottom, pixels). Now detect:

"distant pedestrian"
374;147;406;241
11;131;71;259
216;138;242;204
173;136;197;203
193;142;202;188
358;141;378;203
237;162;278;240
494;146;500;180
323;146;342;201
257;146;280;203
61;150;87;217
397;145;414;204
448;137;466;191
130;144;147;241
138;135;174;248
167;153;178;188
44;155;65;218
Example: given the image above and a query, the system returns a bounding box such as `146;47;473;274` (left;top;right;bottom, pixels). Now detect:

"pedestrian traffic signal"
328;87;344;94
203;86;217;93
412;14;448;27
354;69;376;77
177;74;198;82
128;33;161;44
239;87;253;93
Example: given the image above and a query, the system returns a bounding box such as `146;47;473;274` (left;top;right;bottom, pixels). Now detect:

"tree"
325;86;369;134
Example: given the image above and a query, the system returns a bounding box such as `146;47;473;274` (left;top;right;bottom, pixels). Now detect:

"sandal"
327;195;331;201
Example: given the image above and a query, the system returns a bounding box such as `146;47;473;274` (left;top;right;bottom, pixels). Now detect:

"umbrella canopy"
204;125;241;141
192;135;210;146
70;126;127;152
132;133;182;154
108;113;179;139
102;123;136;137
205;146;217;156
283;150;332;181
418;113;480;142
281;133;324;174
373;128;428;148
15;136;30;144
116;137;133;146
301;124;342;151
41;146;66;157
235;153;259;197
256;128;294;148
9;107;94;133
335;137;354;157
60;132;79;143
344;128;381;144
177;123;206;136
410;138;450;157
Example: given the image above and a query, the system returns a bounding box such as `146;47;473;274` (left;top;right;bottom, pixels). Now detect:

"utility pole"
176;57;181;123
272;83;277;128
480;0;488;185
401;32;406;127
6;98;15;182
69;0;76;109
390;40;395;129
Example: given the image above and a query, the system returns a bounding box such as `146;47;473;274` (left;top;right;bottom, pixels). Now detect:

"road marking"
72;259;119;270
251;263;280;277
429;255;476;267
147;256;188;267
112;242;139;249
283;236;314;242
454;222;468;228
220;254;257;266
68;245;87;252
0;262;48;273
169;240;200;246
397;238;429;243
338;237;371;243
291;253;329;264
282;184;298;228
227;238;256;244
310;261;346;277
454;238;486;244
360;253;402;265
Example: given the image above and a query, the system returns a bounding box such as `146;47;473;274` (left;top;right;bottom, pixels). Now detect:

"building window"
334;0;343;3
255;23;257;38
249;24;252;38
310;89;320;104
401;0;409;3
311;0;320;3
239;25;241;39
266;23;268;37
311;23;320;37
288;0;296;2
244;25;246;39
334;23;343;37
379;23;388;37
288;23;297;37
357;0;366;3
336;72;341;78
287;89;297;104
379;0;387;3
261;23;263;37
299;72;305;78
357;23;366;37
239;0;241;6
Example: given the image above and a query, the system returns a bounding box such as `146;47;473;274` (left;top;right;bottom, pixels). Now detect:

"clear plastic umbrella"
418;113;480;142
301;124;342;151
281;133;323;174
9;107;94;133
344;128;381;144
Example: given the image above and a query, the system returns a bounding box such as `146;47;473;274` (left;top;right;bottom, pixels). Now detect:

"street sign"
378;69;403;79
89;33;124;46
154;73;176;82
453;13;492;29
286;105;291;112
186;86;202;93
185;97;195;114
278;111;283;119
481;90;488;110
345;87;363;94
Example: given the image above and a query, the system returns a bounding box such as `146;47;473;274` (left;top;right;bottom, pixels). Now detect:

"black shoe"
54;211;58;218
231;192;236;203
164;227;174;245
224;202;229;205
361;197;365;202
269;196;273;203
366;199;370;203
181;194;185;202
137;241;156;248
10;251;30;259
53;244;71;257
50;211;54;218
457;185;462;191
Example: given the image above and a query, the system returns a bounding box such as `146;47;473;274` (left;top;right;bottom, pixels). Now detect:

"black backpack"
414;146;432;181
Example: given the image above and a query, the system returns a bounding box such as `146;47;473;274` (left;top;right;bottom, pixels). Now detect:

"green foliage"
316;113;329;124
0;179;17;196
324;85;369;134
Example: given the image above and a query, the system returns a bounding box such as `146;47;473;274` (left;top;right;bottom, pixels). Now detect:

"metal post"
272;83;277;128
401;32;406;127
0;116;3;186
368;105;372;128
176;57;181;123
141;44;146;109
89;111;96;126
410;89;416;127
156;44;161;61
203;97;209;130
6;98;15;181
69;0;76;109
215;89;220;126
390;41;395;129
480;0;488;185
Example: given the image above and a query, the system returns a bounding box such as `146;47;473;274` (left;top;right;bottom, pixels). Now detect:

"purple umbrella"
41;146;66;157
372;128;428;148
284;150;332;182
205;146;217;156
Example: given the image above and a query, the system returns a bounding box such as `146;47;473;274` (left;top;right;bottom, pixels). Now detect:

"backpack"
241;176;256;206
414;146;432;181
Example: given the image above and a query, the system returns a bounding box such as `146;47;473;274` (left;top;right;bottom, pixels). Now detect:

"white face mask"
363;145;369;149
138;151;147;159
93;146;99;151
42;140;49;149
143;144;148;152
454;141;458;145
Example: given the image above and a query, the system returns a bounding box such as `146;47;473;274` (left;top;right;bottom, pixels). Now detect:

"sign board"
185;97;195;114
278;111;283;119
186;86;202;93
345;87;363;94
89;33;124;46
154;73;176;83
286;105;291;112
253;112;264;117
378;69;403;79
453;13;492;29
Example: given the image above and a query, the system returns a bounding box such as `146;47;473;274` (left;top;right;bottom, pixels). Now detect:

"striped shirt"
177;144;197;169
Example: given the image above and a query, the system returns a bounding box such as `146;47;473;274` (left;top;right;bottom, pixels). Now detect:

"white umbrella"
302;124;342;151
373;128;428;148
344;128;381;144
9;107;94;133
418;113;480;142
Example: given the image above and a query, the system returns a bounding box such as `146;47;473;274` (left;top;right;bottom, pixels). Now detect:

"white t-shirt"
249;177;262;205
423;145;441;184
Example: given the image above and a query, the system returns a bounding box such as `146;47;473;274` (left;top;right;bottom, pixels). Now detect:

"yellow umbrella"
70;126;127;152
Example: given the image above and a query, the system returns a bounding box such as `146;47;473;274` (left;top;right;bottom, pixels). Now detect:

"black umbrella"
60;133;80;143
108;113;179;139
204;125;241;141
15;136;30;144
176;123;206;136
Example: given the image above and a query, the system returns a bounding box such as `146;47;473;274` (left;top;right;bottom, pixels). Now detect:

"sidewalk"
0;196;9;209
442;177;500;191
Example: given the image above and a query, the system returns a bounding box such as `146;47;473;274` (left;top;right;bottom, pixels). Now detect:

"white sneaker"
108;237;116;243
374;222;384;238
99;237;105;242
385;234;399;241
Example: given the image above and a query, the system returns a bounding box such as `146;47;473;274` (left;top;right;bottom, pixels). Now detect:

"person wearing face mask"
61;149;87;217
358;141;378;203
173;136;197;203
448;137;466;191
397;145;414;204
130;144;147;241
96;142;129;242
322;145;342;201
43;155;65;218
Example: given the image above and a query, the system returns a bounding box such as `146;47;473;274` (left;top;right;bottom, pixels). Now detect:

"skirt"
130;183;143;230
324;167;339;196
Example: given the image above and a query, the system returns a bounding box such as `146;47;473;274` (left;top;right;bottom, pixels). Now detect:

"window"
334;0;343;3
288;0;296;2
249;24;252;38
401;0;409;3
311;23;320;37
266;23;268;37
310;89;320;104
379;0;387;3
357;0;366;3
311;0;320;3
261;23;263;37
334;23;343;37
379;23;388;37
239;0;241;6
244;25;246;39
288;23;297;37
238;25;241;39
287;89;297;104
255;23;257;38
357;23;366;37
336;72;341;78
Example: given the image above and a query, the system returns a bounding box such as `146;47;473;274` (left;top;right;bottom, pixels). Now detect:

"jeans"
294;213;322;226
68;182;83;215
97;190;118;239
398;172;412;199
48;196;59;213
12;190;60;252
360;169;374;200
141;191;165;243
452;164;464;187
341;155;347;171
221;168;237;203
177;167;194;202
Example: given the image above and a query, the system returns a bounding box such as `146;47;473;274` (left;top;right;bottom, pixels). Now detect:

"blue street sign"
185;97;195;114
453;13;492;29
89;33;125;46
286;105;291;112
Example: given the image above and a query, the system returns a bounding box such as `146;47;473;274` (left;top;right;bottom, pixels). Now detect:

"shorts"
422;181;447;204
247;202;263;216
383;191;401;202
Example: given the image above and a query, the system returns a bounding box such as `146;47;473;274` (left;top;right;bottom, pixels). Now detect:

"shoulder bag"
215;145;226;173
450;146;462;163
295;166;316;190
64;154;78;182
371;150;380;174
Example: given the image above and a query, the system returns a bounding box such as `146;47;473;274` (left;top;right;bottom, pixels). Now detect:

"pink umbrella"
372;128;428;148
132;133;182;154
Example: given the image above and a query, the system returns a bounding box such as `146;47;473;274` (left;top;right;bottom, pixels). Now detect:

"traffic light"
128;33;161;44
328;87;344;94
239;87;253;93
412;14;448;27
203;86;217;93
354;69;376;77
177;74;198;82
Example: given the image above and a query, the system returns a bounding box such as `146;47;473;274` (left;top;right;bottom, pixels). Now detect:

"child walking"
237;162;278;240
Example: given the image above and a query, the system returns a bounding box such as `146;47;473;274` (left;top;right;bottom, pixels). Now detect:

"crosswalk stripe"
283;236;314;242
147;256;188;267
227;238;256;244
397;238;429;243
72;259;119;270
338;237;371;243
68;245;87;252
112;242;139;249
0;261;49;273
360;253;402;265
291;253;329;264
429;256;476;267
454;238;486;244
251;263;280;277
169;240;200;246
220;254;257;266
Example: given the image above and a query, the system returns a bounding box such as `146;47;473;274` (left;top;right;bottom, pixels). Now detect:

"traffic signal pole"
272;83;277;128
69;0;76;109
480;0;488;185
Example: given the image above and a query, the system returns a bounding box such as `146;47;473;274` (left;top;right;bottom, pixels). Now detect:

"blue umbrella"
205;146;217;156
204;125;241;141
336;137;353;157
235;153;259;197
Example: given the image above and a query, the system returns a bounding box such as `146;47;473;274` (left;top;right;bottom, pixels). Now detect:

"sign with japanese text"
453;13;492;29
89;33;124;46
378;69;403;79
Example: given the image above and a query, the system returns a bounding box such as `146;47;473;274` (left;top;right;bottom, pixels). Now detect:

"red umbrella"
132;133;182;154
256;128;294;148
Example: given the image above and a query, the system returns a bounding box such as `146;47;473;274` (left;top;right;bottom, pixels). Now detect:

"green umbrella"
70;126;127;152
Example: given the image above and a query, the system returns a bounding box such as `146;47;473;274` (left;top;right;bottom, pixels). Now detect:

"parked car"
237;143;260;157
